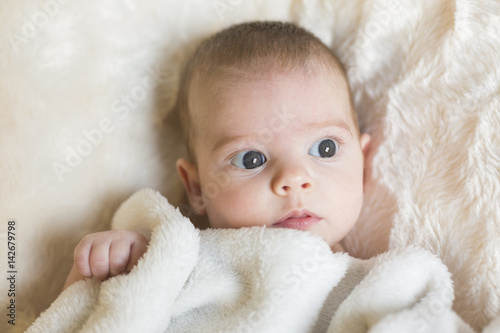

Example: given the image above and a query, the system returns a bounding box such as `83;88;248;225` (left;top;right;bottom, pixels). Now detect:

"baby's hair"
174;21;358;161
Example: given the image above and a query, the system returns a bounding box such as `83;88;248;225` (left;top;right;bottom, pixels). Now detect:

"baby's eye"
231;151;267;169
308;139;338;158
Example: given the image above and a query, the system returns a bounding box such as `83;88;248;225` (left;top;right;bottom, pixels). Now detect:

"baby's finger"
109;239;131;277
125;235;148;273
73;236;94;277
89;240;111;280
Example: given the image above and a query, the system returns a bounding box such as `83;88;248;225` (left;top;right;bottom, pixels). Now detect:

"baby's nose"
272;165;313;196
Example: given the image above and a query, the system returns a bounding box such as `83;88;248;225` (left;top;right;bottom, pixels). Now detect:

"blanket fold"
27;189;480;333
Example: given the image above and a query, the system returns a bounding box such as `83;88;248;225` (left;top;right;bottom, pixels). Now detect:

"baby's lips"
275;209;319;224
273;209;321;229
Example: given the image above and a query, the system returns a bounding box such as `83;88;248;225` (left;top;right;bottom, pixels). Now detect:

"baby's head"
175;21;370;249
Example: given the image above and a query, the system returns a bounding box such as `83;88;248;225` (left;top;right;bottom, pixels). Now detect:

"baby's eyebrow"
212;134;252;152
307;119;353;137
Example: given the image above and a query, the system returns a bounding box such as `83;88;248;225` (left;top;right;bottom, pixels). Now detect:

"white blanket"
27;189;483;333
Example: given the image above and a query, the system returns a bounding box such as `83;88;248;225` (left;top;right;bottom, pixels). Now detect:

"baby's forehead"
192;59;348;94
189;66;355;127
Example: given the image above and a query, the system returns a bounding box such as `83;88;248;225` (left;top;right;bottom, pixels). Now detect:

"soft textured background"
1;0;498;331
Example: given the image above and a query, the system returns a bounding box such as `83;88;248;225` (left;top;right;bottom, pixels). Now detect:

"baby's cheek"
207;183;266;228
324;170;363;213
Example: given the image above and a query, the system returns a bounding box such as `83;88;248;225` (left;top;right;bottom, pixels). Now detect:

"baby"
63;21;370;290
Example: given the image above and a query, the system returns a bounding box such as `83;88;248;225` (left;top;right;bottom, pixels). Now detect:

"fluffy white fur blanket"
27;189;481;333
1;0;499;332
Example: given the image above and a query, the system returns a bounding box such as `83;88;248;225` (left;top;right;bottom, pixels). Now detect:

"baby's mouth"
272;209;321;230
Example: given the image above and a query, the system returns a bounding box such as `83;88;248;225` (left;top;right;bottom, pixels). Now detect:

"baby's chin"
302;227;345;252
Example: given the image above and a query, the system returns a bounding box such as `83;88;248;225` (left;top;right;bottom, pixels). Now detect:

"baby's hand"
63;230;148;290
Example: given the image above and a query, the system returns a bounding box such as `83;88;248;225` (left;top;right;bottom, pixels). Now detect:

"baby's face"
178;69;370;248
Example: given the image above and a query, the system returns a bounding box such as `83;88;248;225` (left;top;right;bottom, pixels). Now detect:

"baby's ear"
360;133;371;157
359;133;372;189
176;158;206;215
